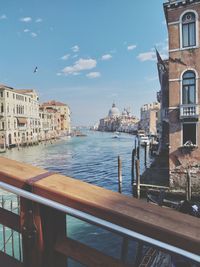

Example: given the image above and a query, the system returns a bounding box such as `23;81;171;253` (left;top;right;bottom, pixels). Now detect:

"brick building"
163;0;200;192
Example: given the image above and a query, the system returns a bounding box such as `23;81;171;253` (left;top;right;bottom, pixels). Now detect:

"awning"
17;117;27;124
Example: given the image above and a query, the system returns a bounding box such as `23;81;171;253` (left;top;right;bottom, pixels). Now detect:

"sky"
0;0;168;126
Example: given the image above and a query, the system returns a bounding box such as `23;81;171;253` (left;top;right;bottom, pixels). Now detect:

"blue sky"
0;0;168;125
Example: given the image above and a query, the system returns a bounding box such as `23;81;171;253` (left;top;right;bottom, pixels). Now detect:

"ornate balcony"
180;104;199;119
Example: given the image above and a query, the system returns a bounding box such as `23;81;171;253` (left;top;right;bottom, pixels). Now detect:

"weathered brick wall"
170;165;200;193
165;1;200;193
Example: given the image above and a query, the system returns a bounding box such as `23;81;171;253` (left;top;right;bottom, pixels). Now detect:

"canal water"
0;130;152;266
2;130;151;195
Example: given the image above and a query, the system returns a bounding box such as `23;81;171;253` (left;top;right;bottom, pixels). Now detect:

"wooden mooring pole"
144;142;147;167
186;169;192;201
131;149;135;184
137;144;140;160
135;159;140;199
118;156;122;193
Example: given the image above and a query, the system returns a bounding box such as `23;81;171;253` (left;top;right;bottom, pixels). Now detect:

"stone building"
41;100;71;135
0;85;40;147
39;107;61;141
98;103;139;133
0;84;71;148
140;102;160;136
162;0;200;192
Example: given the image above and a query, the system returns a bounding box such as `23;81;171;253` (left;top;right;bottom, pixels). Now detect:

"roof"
41;100;67;107
0;84;14;90
14;89;35;94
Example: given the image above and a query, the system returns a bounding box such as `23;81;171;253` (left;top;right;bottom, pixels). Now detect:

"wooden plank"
55;237;133;267
0;251;23;267
20;197;44;267
0;207;20;232
41;206;66;267
132;183;169;189
0;157;200;256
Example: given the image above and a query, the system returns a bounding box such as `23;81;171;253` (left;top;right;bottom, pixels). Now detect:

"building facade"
140;102;160;136
0;85;71;148
41;100;71;135
163;0;200;192
0;85;40;147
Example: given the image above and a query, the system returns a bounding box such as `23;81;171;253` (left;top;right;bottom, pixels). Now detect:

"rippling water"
3;130;151;195
1;130;152;266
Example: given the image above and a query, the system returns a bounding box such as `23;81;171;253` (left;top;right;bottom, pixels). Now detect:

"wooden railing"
0;157;200;267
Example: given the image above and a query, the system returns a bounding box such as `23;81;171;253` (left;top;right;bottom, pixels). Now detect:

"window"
182;12;196;48
0;92;3;97
7;92;9;98
0;103;3;113
183;123;196;145
182;71;196;104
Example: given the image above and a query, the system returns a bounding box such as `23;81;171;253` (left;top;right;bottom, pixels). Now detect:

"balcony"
180;104;199;120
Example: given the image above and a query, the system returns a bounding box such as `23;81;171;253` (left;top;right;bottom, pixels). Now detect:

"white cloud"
127;44;137;51
24;29;30;33
56;73;62;76
137;51;156;62
20;17;32;22
137;50;168;62
101;54;112;61
0;14;7;20
61;54;70;60
62;58;97;75
30;32;37;38
71;45;79;53
86;72;101;79
35;18;42;23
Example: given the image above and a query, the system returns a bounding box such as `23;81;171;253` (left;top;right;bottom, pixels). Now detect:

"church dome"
108;103;120;118
122;109;128;116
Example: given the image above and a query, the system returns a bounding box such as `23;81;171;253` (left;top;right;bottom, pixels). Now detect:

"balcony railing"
0;157;200;267
180;104;199;119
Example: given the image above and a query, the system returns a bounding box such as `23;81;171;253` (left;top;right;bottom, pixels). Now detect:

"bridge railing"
0;157;200;267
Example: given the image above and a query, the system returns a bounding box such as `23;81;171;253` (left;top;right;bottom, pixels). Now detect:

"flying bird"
33;66;38;73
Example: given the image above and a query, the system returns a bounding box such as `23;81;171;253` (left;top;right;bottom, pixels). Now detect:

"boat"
139;135;150;146
147;192;200;217
112;132;120;138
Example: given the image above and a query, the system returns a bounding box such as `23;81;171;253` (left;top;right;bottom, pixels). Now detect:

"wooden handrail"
0;156;200;257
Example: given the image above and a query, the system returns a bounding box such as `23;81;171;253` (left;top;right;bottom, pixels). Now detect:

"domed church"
108;103;120;118
98;103;139;133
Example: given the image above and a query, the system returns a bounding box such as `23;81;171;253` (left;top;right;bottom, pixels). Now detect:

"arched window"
182;71;196;104
182;12;196;48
